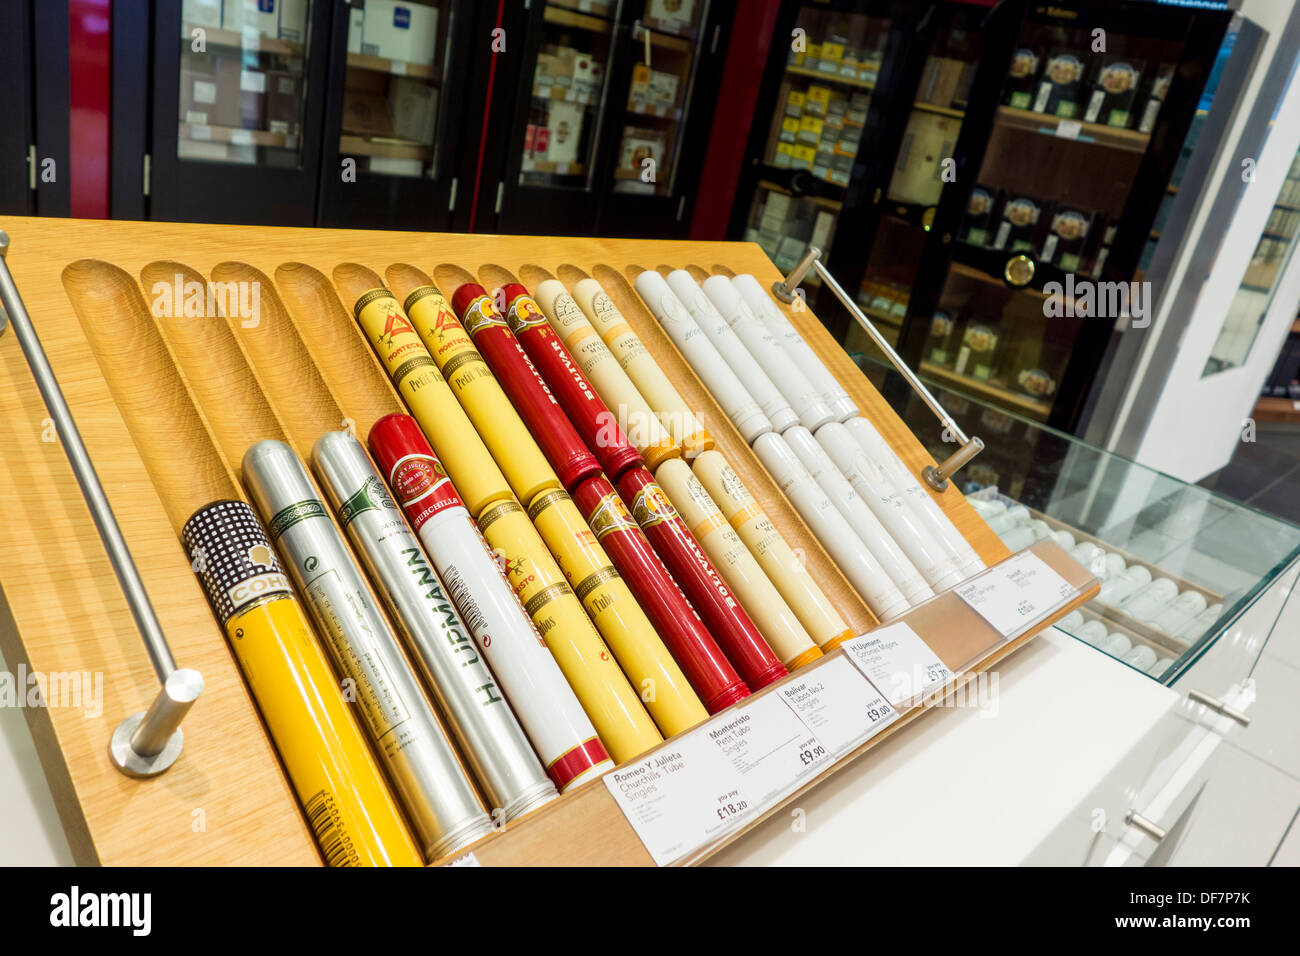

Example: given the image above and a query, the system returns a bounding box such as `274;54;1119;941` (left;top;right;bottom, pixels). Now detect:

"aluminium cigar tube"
841;416;986;578
312;430;558;820
527;486;707;737
616;466;787;691
351;287;511;518
700;274;834;433
664;269;798;433
572;474;749;714
1118;577;1179;622
816;422;965;591
1176;602;1223;640
533;279;678;470
571;277;713;458
501;283;644;483
478;496;662;764
731;273;859;421
634;269;773;444
450;284;601;493
655;458;821;670
241;440;495;862
692;450;852;649
1096;565;1151;606
368;415;612;792
1149;590;1208;637
182;500;422;867
399;282;567;508
782;425;933;606
751;431;911;625
1121;645;1158;671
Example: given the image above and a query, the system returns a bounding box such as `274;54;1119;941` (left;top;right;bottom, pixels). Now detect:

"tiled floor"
1199;423;1300;525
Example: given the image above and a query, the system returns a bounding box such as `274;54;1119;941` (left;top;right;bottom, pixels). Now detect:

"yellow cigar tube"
655;459;821;670
692;451;853;650
478;498;662;762
527;487;707;737
533;280;679;470
571;278;714;459
352;286;511;517
402;284;561;506
183;500;421;867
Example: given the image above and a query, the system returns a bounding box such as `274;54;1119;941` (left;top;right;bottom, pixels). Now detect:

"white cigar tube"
692;450;852;648
1121;645;1158;671
732;273;859;421
533;280;677;466
816;422;965;591
701;275;835;433
663;270;797;432
634;269;773;444
572;278;712;457
782;425;933;606
842;416;986;578
752;433;910;621
655;458;820;669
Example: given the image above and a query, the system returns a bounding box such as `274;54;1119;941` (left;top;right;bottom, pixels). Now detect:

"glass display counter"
855;353;1300;685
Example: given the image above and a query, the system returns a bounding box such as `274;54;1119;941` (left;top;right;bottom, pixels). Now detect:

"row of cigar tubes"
80;256;986;868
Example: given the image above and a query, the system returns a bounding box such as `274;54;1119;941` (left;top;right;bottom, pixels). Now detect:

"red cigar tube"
572;473;750;713
450;283;600;493
615;466;787;691
501;283;644;484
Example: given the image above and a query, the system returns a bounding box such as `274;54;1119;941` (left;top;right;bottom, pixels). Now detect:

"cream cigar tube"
692;450;851;649
782;425;933;605
664;270;797;433
533;279;677;469
817;423;964;591
571;278;713;458
731;273;859;421
700;275;834;433
655;458;820;670
842;416;985;578
753;432;911;622
634;269;773;444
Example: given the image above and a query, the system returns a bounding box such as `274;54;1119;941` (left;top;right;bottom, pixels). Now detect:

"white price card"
606;694;832;865
955;550;1075;638
777;656;899;756
1055;119;1082;140
842;622;953;708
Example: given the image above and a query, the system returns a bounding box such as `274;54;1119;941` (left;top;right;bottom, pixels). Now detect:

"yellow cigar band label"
728;502;765;531
587;492;640;540
574;565;621;603
630;485;678;528
691;513;727;540
356;291;441;387
564;323;597;347
786;646;824;671
683;430;716;457
526;487;571;522
228;596;421;867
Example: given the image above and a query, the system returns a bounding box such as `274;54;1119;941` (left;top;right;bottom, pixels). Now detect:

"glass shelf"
853;353;1300;684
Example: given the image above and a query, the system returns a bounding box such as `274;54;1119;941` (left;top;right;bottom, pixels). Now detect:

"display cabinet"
726;0;1233;433
480;0;735;236
854;353;1300;687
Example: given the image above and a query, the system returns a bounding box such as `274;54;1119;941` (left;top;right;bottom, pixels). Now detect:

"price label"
606;694;832;865
230;129;254;146
390;60;407;76
956;550;1075;637
777;656;898;756
190;125;212;141
842;622;953;708
1055;119;1082;140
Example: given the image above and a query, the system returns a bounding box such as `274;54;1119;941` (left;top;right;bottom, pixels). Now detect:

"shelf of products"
345;52;440;82
995;105;1151;153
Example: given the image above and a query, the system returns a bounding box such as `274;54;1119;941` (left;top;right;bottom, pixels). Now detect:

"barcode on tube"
305;790;359;867
443;567;489;636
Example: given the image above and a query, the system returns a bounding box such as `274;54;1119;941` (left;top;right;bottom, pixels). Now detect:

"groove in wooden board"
598;263;876;638
274;262;407;440
710;261;1010;567
139;260;291;477
211;261;343;459
475;262;520;294
432;262;479;300
454;540;1098;866
384;262;437;305
55;258;319;865
517;263;560;289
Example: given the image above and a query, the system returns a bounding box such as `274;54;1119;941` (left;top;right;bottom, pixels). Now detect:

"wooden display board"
0;217;1094;866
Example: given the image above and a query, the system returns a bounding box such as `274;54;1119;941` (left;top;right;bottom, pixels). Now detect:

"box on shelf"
278;0;309;43
222;0;279;37
347;4;364;53
179;55;219;126
388;75;438;145
265;71;301;136
618;126;667;179
182;0;223;29
360;0;439;66
645;0;695;33
342;89;395;137
543;101;585;165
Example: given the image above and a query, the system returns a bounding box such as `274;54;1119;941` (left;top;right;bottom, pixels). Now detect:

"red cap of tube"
501;283;644;483
368;413;467;531
449;283;600;493
615;466;787;691
572;474;749;713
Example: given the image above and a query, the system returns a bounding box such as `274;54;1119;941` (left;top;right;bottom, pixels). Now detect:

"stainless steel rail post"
773;245;985;491
0;231;201;777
